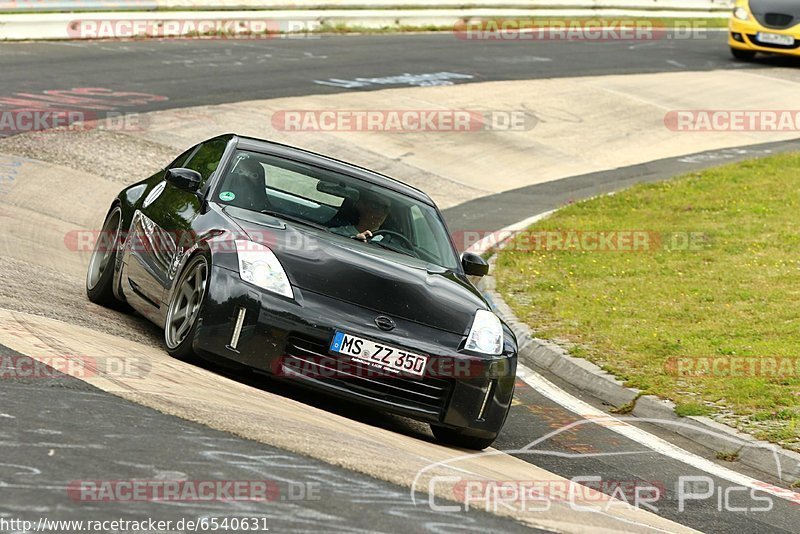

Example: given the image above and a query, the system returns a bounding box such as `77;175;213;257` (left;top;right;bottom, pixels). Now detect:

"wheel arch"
162;244;214;323
163;249;212;351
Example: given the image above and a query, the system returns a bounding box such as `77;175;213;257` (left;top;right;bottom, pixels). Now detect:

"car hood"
229;212;486;335
748;0;800;22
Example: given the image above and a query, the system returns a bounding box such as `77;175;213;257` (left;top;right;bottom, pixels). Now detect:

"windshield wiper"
260;210;328;231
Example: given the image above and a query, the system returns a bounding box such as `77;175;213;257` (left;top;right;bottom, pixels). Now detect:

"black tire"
164;254;209;362
430;425;498;450
86;206;125;309
731;48;756;61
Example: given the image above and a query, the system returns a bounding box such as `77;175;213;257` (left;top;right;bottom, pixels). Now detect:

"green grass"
674;403;714;417
715;451;740;462
496;153;800;451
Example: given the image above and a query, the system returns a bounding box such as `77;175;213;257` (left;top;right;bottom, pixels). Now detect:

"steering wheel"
371;229;414;249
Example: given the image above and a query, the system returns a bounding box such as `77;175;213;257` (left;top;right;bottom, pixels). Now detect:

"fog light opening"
477;379;496;421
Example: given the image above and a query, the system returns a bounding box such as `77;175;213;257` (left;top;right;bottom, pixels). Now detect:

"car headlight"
733;6;750;21
465;309;503;355
235;240;293;299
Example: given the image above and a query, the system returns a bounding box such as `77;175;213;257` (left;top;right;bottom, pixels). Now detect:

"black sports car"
86;134;517;449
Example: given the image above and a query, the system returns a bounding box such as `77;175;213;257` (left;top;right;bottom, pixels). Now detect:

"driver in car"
330;191;391;242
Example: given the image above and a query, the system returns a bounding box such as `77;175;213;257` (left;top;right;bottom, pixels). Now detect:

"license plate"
330;331;428;377
756;32;795;46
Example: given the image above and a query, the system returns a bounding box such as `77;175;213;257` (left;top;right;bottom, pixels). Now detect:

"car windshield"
215;149;460;270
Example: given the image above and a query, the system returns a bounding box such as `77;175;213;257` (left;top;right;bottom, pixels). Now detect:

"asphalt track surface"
0;31;797;116
2;31;800;533
0;343;536;533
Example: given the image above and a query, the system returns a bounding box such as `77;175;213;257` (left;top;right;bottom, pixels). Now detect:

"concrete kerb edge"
475;217;800;486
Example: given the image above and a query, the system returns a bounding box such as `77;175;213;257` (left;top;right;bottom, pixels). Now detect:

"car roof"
231;134;436;206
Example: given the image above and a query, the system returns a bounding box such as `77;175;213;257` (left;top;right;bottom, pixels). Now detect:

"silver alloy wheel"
165;256;208;349
86;207;122;291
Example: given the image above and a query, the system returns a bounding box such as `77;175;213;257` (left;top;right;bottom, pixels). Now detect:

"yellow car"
729;0;800;59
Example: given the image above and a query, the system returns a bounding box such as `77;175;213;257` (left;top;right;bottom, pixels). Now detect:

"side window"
167;146;197;170
265;164;344;207
183;139;228;186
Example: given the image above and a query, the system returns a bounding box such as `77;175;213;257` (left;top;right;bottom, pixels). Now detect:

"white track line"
467;210;555;256
516;364;800;505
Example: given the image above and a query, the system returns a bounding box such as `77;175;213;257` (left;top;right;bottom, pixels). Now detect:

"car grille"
283;334;453;418
763;13;795;29
746;34;800;49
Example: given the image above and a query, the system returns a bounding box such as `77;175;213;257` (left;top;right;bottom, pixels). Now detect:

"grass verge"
495;152;800;452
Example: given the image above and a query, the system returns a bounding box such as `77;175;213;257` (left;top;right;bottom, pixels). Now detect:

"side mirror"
166;168;202;192
461;252;489;277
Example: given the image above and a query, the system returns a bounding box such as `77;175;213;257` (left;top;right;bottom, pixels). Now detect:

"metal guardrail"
0;0;736;40
0;0;734;14
0;1;156;11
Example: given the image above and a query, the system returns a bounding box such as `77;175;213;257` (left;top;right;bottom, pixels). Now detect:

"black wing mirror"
166;168;202;192
461;251;489;277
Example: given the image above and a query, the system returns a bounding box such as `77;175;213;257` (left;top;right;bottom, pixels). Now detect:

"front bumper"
729;18;800;56
194;266;517;438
